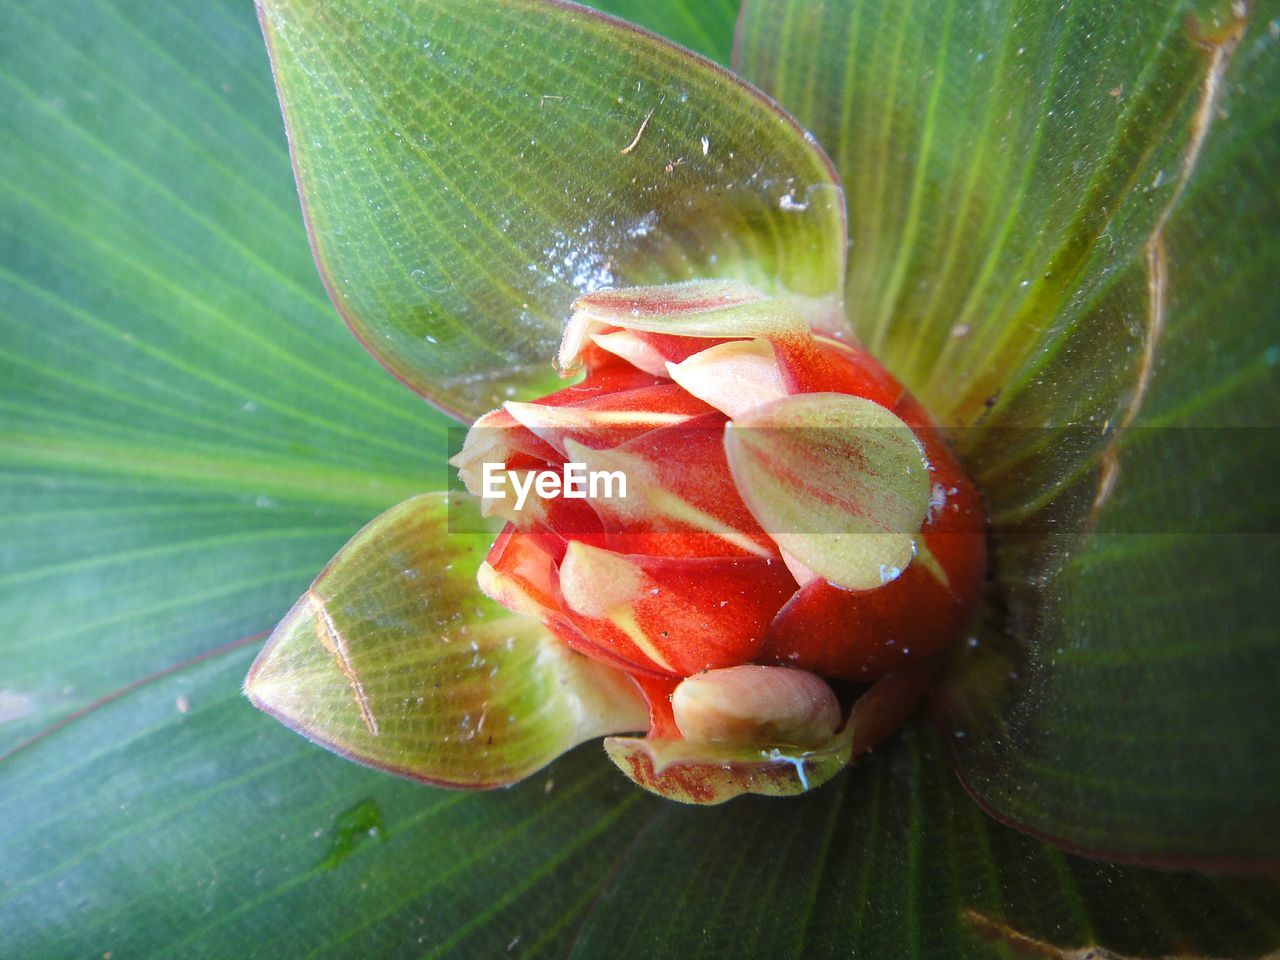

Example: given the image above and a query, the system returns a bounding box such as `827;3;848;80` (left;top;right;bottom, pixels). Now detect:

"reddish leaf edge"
243;600;646;792
729;0;752;74
0;629;269;765
928;698;1280;876
243;647;502;792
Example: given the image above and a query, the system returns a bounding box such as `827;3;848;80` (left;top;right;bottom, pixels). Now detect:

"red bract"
452;279;986;802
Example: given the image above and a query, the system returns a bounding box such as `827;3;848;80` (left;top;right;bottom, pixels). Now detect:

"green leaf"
260;0;847;420
0;0;451;753
5;0;1279;954
246;493;647;786
5;664;1280;958
736;0;1244;424
583;0;740;66
737;0;1280;863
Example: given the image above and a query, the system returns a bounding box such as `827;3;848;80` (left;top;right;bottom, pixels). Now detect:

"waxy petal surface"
559;543;797;675
726;393;932;589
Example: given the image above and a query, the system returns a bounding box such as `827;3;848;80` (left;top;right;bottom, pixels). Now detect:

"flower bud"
450;279;986;802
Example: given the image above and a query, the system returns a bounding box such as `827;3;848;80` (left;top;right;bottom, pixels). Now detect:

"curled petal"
726;392;932;589
763;472;986;680
503;383;713;455
603;731;851;805
775;335;907;411
666;338;789;418
560;279;806;371
589;330;674;377
763;536;978;680
671;665;840;747
562;417;775;558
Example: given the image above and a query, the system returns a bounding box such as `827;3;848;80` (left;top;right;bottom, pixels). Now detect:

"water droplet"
314;799;387;872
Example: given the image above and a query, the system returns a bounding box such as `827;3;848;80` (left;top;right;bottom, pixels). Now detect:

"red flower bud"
452;280;985;802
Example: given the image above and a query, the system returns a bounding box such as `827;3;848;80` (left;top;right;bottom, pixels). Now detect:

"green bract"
1;0;1277;956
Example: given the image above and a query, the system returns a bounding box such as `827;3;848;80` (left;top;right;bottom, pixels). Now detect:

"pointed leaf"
6;0;1280;953
260;0;846;419
557;542;797;675
247;494;647;786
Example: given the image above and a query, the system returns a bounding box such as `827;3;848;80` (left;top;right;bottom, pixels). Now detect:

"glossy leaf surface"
738;0;1280;864
247;493;647;786
0;0;451;755
591;0;740;65
3;0;1280;954
261;0;846;419
5;669;1280;958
